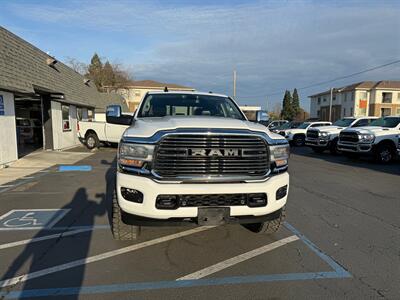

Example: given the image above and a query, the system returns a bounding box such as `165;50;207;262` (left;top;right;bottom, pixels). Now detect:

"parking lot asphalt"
0;146;399;300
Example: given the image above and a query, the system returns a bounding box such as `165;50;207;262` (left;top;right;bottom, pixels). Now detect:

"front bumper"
305;138;329;148
116;172;289;220
337;142;373;153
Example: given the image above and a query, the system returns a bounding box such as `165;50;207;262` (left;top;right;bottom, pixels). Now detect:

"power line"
239;59;400;99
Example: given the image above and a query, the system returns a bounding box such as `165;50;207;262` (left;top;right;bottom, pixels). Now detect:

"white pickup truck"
77;110;133;149
305;117;378;154
280;121;332;146
106;91;290;240
338;116;400;163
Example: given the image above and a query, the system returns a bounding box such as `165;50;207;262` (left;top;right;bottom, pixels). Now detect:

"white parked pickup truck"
338;116;400;163
305;117;378;154
281;121;332;146
77;110;133;149
106;91;290;240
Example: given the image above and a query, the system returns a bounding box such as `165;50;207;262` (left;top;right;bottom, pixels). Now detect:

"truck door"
105;123;129;143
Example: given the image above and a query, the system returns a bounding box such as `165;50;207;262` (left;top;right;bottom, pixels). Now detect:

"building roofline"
308;80;400;98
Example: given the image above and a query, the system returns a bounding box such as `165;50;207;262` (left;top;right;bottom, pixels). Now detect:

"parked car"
106;91;290;240
267;120;288;131
273;121;303;135
77;110;133;149
305;117;378;154
338;116;400;163
281;121;332;146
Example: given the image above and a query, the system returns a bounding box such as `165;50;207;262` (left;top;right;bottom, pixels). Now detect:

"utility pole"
233;70;237;98
265;96;268;112
329;87;333;121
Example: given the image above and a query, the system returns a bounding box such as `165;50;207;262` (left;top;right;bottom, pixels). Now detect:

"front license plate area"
197;207;230;226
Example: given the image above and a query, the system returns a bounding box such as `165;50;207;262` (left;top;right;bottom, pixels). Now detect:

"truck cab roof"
147;90;229;98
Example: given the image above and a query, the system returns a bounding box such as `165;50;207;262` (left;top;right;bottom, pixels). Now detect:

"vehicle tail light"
77;121;80;131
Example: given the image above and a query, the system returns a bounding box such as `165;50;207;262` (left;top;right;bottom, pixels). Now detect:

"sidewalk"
0;147;93;186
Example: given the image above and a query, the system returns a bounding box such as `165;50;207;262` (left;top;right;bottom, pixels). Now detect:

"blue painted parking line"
58;165;92;172
0;222;351;298
0;225;110;231
0;272;348;299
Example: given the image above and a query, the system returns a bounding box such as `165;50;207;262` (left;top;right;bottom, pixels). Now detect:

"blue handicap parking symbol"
0;209;70;229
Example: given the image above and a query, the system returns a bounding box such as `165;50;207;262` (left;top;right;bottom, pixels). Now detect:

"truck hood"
283;128;306;134
342;126;393;135
123;116;284;140
311;125;345;134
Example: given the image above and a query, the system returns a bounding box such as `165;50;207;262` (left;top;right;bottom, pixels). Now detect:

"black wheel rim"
380;149;391;162
295;138;303;146
87;137;95;148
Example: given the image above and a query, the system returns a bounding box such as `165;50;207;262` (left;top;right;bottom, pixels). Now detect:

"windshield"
297;122;310;129
137;94;245;120
278;122;301;130
370;117;400;128
333;118;355;127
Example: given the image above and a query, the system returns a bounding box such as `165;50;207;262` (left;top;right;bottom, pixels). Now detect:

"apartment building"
309;81;400;121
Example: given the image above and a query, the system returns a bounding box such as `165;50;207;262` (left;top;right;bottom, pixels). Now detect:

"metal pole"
40;96;46;151
233;70;237;98
329;87;333;121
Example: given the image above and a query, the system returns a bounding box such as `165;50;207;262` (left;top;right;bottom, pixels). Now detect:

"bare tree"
65;57;87;75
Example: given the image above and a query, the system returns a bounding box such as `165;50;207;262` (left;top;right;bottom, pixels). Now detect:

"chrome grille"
153;134;269;179
339;131;359;143
306;130;319;139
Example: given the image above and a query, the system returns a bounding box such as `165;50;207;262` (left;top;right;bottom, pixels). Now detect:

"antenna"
233;70;237;98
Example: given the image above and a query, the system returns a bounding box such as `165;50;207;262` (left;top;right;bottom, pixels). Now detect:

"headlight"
270;144;290;168
118;143;154;167
358;134;375;143
319;132;329;138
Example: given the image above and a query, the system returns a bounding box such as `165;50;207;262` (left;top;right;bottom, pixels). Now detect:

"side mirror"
106;105;132;125
106;105;122;119
256;111;269;122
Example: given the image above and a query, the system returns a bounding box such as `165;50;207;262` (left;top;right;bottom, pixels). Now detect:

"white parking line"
0;228;93;250
177;235;299;281
0;185;14;188
0;226;213;288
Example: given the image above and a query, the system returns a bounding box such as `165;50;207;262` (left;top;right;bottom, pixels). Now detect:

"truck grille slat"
153;134;270;179
339;132;359;143
306;130;319;139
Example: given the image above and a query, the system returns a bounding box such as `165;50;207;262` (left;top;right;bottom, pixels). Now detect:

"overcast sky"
1;0;399;110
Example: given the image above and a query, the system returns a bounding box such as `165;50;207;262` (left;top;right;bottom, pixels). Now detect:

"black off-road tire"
243;206;286;234
375;143;395;164
312;147;325;154
112;191;140;240
329;138;340;155
85;132;99;150
293;135;305;147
